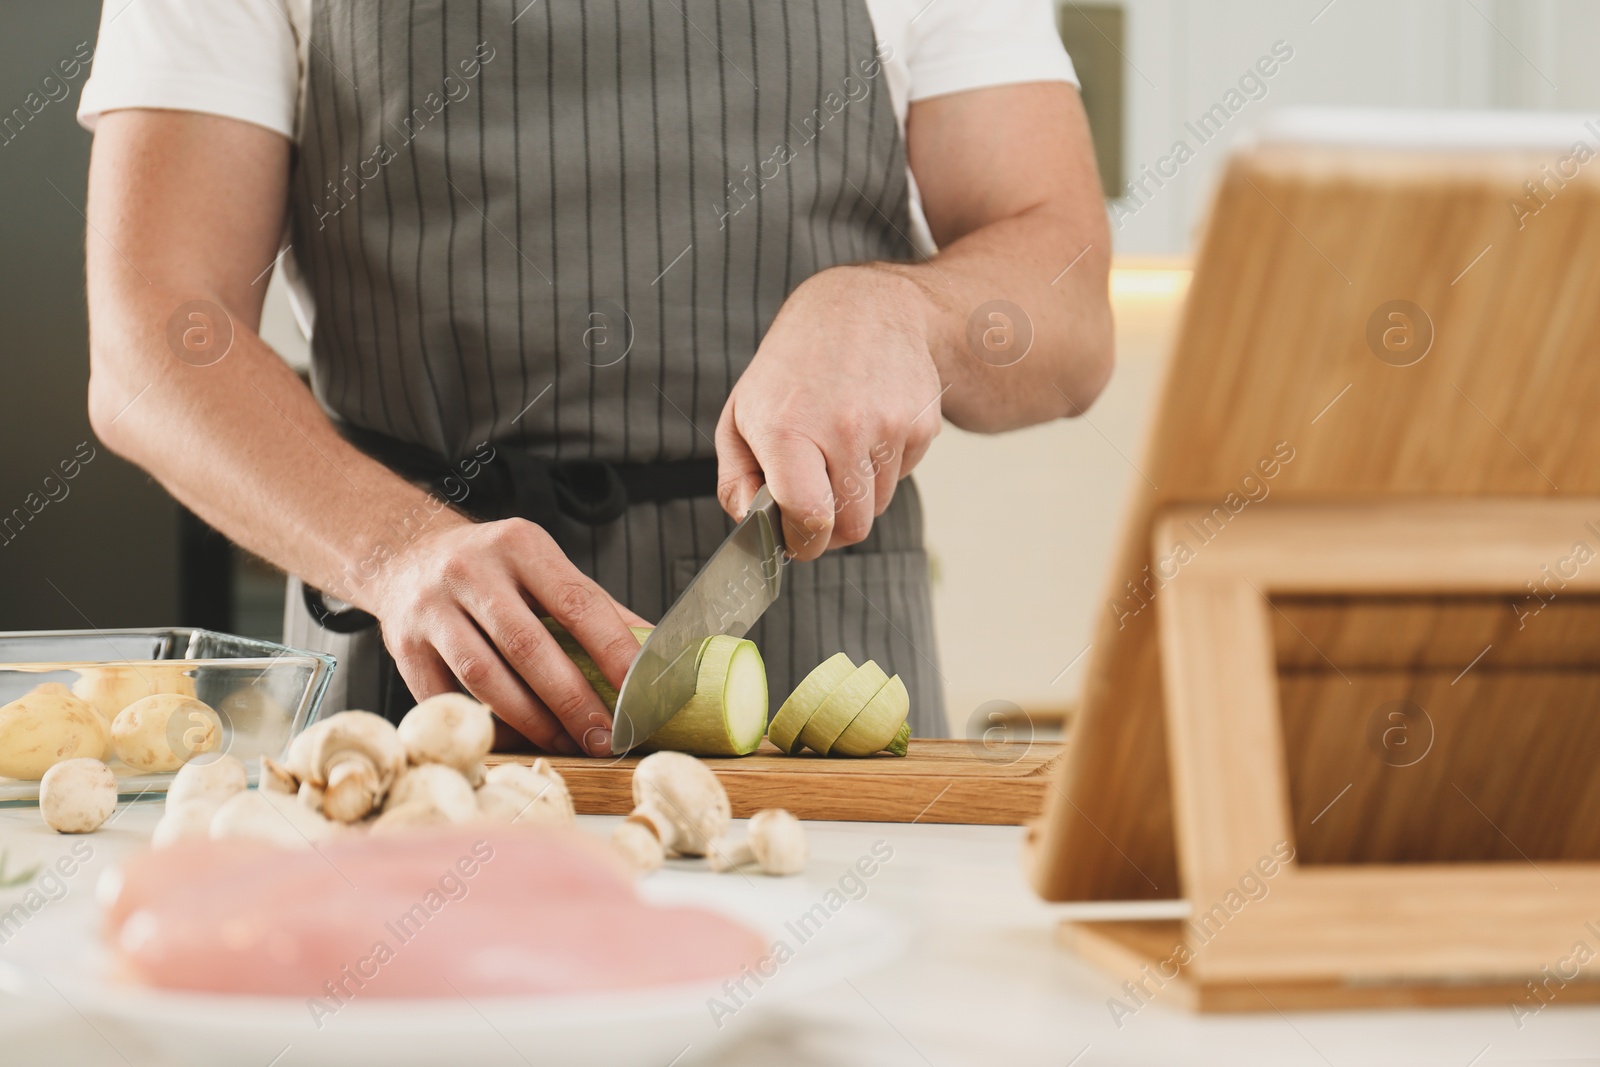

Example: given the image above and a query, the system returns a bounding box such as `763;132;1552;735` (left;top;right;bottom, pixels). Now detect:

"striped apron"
281;0;946;738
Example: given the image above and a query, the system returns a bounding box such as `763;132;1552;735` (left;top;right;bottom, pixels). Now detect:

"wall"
0;1;183;631
1112;0;1600;256
917;266;1187;733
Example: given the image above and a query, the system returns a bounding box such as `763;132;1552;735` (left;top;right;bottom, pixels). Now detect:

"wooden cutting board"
487;739;1060;825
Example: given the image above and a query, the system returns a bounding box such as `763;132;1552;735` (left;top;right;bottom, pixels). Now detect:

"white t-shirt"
79;0;1076;318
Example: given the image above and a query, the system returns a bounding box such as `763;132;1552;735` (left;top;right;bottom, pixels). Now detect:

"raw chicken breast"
105;826;766;999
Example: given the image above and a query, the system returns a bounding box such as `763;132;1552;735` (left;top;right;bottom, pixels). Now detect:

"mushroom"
297;779;326;812
151;800;219;848
286;711;406;823
210;788;336;846
625;752;730;858
282;717;330;779
477;782;566;827
611;816;667;872
39;758;118;833
387;763;478;824
259;756;297;795
152;756;247;847
709;808;808;876
370;801;454;836
111;693;223;773
166;754;248;810
480;759;574;825
397;694;495;775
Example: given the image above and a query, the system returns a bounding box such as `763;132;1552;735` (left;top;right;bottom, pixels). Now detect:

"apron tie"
492;450;629;528
302;424;718;632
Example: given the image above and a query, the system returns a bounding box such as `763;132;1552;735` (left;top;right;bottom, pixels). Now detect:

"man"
79;0;1112;756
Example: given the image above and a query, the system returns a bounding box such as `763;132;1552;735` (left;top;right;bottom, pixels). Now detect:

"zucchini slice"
768;652;855;754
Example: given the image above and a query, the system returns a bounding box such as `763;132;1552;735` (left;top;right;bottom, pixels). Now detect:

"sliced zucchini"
645;635;768;756
768;652;855;755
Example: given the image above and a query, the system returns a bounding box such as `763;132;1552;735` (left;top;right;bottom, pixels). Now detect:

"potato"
0;683;111;779
72;664;196;726
111;694;223;773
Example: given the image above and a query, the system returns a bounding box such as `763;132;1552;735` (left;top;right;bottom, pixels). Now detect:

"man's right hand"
372;515;649;756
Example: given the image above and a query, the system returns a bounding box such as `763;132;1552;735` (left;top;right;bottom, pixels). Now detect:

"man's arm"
717;82;1112;558
86;109;641;755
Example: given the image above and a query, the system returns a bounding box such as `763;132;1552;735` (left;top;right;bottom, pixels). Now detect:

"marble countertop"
0;800;1593;1066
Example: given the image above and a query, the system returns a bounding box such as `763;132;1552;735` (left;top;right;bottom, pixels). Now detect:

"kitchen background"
3;1;1597;735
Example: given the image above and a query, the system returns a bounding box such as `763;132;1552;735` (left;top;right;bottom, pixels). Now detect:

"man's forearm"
886;81;1114;434
88;287;468;613
874;205;1112;434
86;110;470;616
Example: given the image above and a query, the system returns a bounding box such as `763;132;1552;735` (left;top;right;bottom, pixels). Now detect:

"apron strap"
336;420;717;526
301;424;719;644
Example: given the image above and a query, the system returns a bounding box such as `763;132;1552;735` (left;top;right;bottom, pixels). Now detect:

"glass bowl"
0;628;335;803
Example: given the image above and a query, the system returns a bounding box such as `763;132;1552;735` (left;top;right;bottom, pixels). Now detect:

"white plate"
0;867;906;1066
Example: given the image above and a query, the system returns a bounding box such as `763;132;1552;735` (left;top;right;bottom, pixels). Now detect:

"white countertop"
1;801;1595;1066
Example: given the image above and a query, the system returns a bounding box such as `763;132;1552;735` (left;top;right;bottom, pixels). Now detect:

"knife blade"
610;484;787;754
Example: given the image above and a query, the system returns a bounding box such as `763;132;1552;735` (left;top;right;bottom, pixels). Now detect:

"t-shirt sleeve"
77;0;300;138
903;0;1078;102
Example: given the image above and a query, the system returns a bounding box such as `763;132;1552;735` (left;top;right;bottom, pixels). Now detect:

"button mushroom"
370;801;454;836
397;694;495;776
611;816;667;872
386;763;478;824
152;755;250;847
286;711;406;823
280;717;329;782
39;758;118;833
258;755;297;795
210;788;337;846
709;808;808;876
150;799;219;848
165;754;248;809
479;759;575;826
297;779;326;813
624;752;730;858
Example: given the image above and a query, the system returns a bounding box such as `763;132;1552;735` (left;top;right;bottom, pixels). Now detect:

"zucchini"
643;635;768;756
797;662;889;755
540;619;652;712
768;652;855;754
782;655;912;757
541;620;767;756
831;675;911;757
542;619;907;758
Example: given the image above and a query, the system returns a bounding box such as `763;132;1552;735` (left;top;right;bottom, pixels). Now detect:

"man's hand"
373;515;650;756
715;265;944;560
714;81;1112;553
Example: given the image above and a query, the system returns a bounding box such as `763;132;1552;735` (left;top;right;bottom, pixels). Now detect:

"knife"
610;484;787;754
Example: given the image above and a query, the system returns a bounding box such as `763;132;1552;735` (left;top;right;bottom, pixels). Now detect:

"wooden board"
487;739;1058;825
1045;498;1600;1008
1031;141;1600;904
1060;919;1600;1014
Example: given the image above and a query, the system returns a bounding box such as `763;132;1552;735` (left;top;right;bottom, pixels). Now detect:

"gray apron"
281;0;946;738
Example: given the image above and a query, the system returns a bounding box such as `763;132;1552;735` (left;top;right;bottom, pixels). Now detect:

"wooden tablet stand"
1030;125;1600;1011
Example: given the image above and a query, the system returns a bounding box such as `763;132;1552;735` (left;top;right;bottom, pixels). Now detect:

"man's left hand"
715;264;944;561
